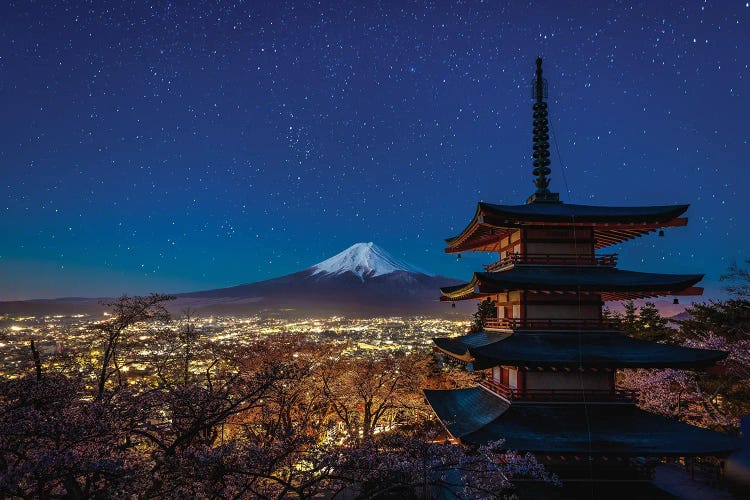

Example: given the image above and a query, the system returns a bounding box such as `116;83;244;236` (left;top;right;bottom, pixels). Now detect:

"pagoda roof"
440;266;703;302
424;387;740;456
433;331;727;369
446;202;689;252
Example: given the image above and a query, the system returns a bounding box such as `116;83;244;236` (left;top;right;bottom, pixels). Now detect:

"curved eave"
466;333;728;370
445;203;484;249
425;387;740;456
440;279;482;300
474;268;704;294
601;286;703;302
433;344;474;364
445;202;690;253
478;201;689;224
433;332;511;363
424;387;511;440
442;268;703;302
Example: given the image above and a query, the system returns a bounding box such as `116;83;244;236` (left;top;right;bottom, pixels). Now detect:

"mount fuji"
0;243;465;317
173;242;462;316
310;242;431;281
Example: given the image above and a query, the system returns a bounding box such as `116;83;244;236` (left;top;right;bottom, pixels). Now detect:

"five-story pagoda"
425;58;738;492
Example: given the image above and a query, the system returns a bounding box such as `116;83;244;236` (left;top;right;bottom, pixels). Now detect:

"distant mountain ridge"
0;243;465;317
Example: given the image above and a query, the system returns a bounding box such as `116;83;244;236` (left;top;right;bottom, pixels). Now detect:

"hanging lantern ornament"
457;253;462;260
673;297;679;305
658;229;665;237
452;302;456;309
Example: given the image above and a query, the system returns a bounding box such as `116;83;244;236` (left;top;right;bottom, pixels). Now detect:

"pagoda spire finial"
527;57;560;204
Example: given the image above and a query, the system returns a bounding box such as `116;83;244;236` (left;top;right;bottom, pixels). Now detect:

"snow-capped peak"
309;242;432;281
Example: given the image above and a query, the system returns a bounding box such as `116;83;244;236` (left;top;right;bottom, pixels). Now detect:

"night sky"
1;1;748;300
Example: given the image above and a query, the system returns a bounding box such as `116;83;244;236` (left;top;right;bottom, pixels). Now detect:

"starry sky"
1;0;748;300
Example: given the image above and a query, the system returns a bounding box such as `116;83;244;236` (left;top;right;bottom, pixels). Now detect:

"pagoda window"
512;304;521;319
508;367;519;390
492;366;502;383
497;305;506;318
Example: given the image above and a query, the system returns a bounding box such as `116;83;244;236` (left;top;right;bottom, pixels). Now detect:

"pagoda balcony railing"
480;378;638;403
483;317;620;331
484;253;618;272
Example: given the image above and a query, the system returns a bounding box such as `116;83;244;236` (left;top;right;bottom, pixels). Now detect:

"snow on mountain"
309;242;432;281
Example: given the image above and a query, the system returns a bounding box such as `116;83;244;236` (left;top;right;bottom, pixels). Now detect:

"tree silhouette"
469;297;497;333
92;293;173;398
721;258;750;299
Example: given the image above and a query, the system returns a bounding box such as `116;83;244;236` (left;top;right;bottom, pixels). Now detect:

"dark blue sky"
1;1;748;300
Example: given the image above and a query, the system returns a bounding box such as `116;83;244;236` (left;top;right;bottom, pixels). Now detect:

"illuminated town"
0;312;468;379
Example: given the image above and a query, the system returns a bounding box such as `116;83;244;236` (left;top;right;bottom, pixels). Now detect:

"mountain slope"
0;243;465;317
176;243;461;316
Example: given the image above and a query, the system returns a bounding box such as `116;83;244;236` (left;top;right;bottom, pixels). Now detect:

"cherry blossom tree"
721;258;750;300
320;351;430;443
620;328;750;432
0;374;147;497
332;434;558;499
92;294;173;398
1;302;556;498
